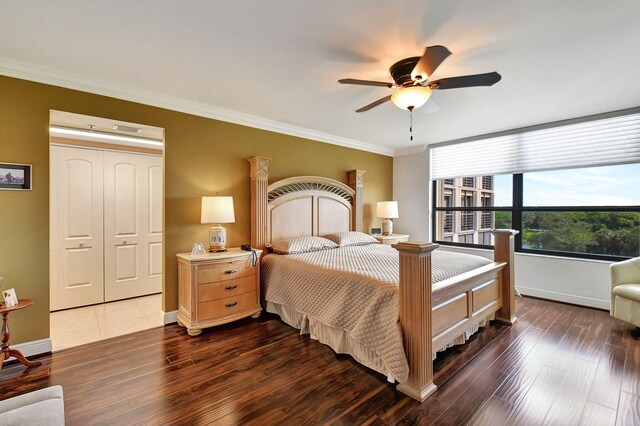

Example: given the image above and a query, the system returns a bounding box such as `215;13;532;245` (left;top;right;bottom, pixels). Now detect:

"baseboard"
3;338;52;363
518;286;610;311
163;310;178;325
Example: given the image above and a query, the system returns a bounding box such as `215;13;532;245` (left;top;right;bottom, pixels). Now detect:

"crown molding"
394;144;427;156
0;56;395;157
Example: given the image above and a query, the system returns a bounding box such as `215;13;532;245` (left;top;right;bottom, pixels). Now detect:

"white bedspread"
261;244;491;382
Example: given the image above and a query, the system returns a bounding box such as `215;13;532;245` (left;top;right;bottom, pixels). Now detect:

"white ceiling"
1;0;639;156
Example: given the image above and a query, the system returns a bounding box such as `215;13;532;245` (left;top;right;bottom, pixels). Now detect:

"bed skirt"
267;300;493;382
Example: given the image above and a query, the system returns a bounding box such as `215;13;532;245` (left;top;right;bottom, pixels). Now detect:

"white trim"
0;56;395;157
394;144;427;156
517;286;610;311
163;310;178;325
3;338;52;363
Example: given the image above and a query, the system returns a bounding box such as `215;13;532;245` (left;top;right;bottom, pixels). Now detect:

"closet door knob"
79;242;85;248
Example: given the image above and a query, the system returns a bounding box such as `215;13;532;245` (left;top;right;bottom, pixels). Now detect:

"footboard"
394;229;518;402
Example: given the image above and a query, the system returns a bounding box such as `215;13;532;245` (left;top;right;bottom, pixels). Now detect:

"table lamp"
201;196;235;252
376;201;399;236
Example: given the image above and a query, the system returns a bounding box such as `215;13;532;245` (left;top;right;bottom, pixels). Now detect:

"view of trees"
520;212;639;257
492;211;639;256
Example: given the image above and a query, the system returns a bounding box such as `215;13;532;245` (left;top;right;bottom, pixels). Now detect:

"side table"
0;299;42;372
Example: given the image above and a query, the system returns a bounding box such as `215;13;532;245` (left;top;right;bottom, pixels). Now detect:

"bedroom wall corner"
392;149;430;241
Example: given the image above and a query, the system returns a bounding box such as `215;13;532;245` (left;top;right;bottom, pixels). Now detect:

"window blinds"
430;112;640;179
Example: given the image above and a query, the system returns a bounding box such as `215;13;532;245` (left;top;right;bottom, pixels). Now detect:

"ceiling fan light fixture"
391;86;432;111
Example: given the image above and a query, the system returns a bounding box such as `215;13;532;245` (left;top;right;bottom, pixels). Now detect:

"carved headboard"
248;156;365;250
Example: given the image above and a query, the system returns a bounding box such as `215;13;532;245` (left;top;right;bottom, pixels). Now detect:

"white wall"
392;150;613;311
440;245;612;310
393;149;430;241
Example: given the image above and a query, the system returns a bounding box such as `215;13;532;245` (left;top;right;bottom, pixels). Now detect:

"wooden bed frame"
248;156;517;402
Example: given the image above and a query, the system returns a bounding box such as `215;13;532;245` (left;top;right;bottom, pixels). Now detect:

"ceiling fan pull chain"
409;107;414;142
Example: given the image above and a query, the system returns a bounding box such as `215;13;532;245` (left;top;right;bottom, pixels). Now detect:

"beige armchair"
610;257;640;339
0;386;64;425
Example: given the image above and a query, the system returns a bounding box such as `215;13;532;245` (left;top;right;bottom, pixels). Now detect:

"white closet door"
50;146;104;311
146;157;163;293
104;151;162;301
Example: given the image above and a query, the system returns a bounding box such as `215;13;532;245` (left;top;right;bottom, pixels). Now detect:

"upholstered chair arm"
610;257;640;289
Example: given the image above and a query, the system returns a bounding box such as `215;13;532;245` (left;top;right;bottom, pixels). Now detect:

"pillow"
270;236;338;255
323;231;378;247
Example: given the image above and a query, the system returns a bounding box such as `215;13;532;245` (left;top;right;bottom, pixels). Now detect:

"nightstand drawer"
197;259;256;284
198;275;256;302
198;291;257;320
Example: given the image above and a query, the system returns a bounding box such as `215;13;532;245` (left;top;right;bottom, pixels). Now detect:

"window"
519;164;640;258
481;193;493;229
443;190;453;234
478;231;493;245
434;174;512;244
462;177;475;188
433;164;640;260
482;176;493;190
461;190;475;231
444;178;454;185
459;233;474;244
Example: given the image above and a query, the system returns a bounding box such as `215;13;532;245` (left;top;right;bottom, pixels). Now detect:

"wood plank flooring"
1;296;639;425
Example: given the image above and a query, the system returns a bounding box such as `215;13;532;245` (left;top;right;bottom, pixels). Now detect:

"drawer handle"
225;302;238;308
225;269;238;275
225;284;238;290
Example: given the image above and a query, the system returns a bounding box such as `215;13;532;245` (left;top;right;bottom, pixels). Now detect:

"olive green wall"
0;75;392;345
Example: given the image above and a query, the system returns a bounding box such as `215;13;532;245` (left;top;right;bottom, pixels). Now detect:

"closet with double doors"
50;145;163;311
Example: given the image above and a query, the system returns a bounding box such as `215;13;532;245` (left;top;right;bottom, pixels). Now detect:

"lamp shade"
201;196;235;224
391;86;432;110
376;201;399;219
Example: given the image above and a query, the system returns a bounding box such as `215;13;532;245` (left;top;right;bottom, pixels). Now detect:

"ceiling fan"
339;45;501;113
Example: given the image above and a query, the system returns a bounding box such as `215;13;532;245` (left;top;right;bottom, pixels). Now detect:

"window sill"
436;242;620;264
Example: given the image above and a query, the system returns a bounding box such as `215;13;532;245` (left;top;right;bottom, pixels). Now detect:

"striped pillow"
323;231;378;247
271;236;338;255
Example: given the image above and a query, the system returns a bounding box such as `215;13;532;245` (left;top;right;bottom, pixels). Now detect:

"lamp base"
208;247;228;253
382;218;394;236
208;224;228;253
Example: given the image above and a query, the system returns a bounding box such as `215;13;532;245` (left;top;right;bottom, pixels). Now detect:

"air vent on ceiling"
112;124;143;134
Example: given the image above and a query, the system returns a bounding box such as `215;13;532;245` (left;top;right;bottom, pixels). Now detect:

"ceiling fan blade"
429;72;502;90
339;78;394;88
411;45;451;81
356;95;392;113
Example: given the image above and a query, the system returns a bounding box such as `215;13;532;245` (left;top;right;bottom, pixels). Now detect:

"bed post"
247;156;271;251
493;229;518;325
394;241;439;402
347;169;365;232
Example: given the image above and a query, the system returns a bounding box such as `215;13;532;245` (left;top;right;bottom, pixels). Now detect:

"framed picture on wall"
0;162;32;190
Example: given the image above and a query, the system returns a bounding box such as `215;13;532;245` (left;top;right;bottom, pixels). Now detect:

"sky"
493;163;640;207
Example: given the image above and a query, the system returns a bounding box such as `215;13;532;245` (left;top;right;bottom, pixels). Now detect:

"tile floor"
50;293;164;351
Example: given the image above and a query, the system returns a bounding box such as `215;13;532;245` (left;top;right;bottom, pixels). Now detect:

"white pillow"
323;231;378;247
271;236;338;255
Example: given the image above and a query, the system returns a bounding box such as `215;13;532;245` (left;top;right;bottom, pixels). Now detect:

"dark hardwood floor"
1;296;639;425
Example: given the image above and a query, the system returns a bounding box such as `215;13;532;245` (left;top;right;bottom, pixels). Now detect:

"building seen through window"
436;176;496;245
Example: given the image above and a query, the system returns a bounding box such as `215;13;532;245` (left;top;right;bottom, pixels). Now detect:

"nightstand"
176;248;262;336
373;234;410;245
